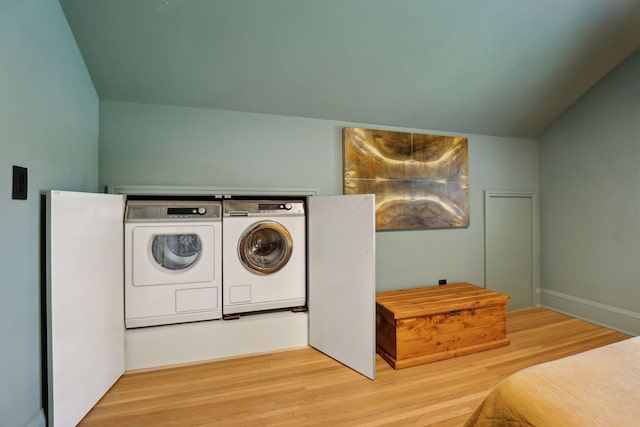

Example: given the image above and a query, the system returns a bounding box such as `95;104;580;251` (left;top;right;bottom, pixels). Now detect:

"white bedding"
465;336;640;426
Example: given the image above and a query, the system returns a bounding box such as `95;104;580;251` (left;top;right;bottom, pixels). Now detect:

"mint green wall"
539;50;640;333
0;1;98;426
100;100;538;291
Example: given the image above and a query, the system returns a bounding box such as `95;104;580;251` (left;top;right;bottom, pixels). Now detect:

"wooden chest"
376;282;510;369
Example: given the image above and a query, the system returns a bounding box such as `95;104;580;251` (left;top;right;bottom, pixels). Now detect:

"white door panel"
44;191;125;426
308;194;376;380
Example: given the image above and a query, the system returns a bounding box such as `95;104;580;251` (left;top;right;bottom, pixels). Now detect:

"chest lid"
376;282;510;320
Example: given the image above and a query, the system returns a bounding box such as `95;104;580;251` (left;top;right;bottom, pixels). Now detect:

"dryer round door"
131;224;215;286
151;233;202;271
238;221;293;275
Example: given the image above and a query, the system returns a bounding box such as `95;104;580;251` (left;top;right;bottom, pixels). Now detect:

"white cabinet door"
44;191;125;426
308;194;376;379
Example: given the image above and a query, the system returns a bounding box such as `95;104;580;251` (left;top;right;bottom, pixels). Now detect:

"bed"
464;336;640;426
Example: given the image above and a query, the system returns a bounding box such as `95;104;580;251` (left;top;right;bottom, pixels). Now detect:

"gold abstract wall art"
343;127;469;230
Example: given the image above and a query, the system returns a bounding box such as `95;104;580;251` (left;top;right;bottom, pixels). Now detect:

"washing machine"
124;200;222;328
222;200;306;316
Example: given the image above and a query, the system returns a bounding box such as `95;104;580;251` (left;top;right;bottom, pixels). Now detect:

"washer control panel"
224;200;305;217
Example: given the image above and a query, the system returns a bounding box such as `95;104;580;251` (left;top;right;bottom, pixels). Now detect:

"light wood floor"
79;308;631;426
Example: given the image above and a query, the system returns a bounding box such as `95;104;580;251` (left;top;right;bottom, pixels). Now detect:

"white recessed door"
485;191;536;311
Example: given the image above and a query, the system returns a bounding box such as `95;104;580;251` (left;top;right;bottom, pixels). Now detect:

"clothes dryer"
124;200;222;328
222;200;306;315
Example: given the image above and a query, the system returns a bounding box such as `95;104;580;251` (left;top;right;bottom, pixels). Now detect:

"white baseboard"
25;409;46;427
540;288;640;336
125;310;309;371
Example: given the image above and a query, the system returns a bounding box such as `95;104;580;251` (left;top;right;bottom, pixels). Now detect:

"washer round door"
238;221;293;275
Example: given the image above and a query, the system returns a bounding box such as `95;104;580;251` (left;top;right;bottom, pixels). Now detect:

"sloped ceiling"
59;0;640;138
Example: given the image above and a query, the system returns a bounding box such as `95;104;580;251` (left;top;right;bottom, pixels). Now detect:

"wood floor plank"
79;308;631;426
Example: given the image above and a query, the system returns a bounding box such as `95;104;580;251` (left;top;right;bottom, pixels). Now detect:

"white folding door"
43;191;125;426
308;194;376;380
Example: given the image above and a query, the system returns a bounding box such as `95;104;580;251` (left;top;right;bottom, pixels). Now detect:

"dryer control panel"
125;200;222;222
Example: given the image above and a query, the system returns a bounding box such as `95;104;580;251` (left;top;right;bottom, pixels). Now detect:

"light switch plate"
12;165;27;200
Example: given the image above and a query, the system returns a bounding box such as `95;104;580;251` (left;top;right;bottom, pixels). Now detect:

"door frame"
484;191;540;308
110;185;376;377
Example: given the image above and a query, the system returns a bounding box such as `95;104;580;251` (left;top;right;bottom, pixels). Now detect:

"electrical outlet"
12;165;27;200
